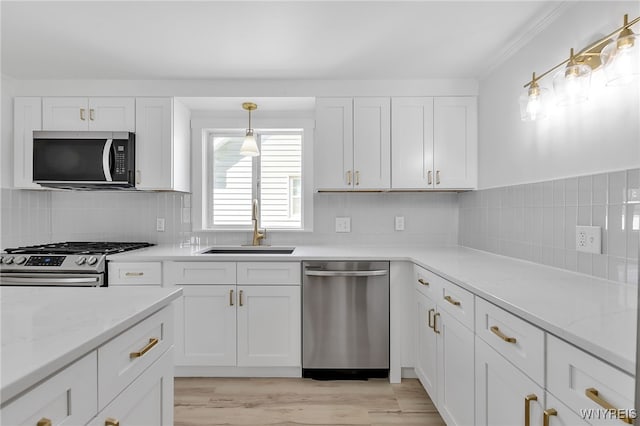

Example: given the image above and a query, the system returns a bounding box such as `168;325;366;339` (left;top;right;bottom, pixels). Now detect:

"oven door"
0;273;104;287
33;131;135;188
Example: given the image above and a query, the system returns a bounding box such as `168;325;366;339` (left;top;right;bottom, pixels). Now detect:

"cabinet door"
88;97;135;131
353;97;390;189
315;98;353;190
437;310;475;426
391;97;434;189
42;97;88;130
135;97;173;190
433;97;477;189
175;286;236;366
476;337;544;426
14;97;42;189
237;285;301;367
90;348;174;426
415;290;438;401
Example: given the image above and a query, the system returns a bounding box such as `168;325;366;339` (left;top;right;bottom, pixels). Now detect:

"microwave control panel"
113;141;128;180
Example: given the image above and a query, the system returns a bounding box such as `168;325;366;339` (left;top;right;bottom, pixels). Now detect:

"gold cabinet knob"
37;418;52;426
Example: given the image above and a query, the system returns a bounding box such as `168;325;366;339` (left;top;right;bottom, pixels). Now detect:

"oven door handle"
304;270;388;277
102;138;113;182
0;275;101;286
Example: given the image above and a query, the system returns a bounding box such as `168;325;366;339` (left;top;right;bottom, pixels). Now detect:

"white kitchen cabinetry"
13;97;43;189
414;265;475;426
544;392;591;426
108;262;162;286
315;97;390;190
135;97;190;192
42;97;135;131
391;97;477;190
171;262;301;371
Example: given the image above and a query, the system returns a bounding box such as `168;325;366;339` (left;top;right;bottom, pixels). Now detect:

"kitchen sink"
200;246;295;255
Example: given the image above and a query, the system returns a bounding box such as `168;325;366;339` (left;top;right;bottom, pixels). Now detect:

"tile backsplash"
0;189;52;248
458;169;640;284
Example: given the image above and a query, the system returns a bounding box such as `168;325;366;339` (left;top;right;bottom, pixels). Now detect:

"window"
206;130;305;230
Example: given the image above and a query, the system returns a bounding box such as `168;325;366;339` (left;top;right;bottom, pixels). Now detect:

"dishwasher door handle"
304;270;388;277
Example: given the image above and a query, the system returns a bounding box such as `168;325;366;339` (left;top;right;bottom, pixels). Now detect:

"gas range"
0;242;153;287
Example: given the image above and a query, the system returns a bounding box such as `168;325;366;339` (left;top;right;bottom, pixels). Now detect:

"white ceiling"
1;1;563;80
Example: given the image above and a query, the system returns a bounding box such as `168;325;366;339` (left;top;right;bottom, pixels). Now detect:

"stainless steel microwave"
33;131;135;189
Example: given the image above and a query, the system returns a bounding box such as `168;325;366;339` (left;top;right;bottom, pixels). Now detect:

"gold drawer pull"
524;394;538;426
239;290;244;307
105;418;120;426
230;289;234;306
37;418;52;426
89;108;95;121
418;278;429;286
130;337;159;359
444;295;461;306
80;108;86;121
346;170;352;185
490;326;517;343
125;272;144;277
585;388;633;424
428;170;433;185
428;308;435;329
433;312;441;334
543;408;557;426
355;170;360;186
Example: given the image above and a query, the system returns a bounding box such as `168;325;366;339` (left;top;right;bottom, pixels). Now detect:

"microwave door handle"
102;139;113;182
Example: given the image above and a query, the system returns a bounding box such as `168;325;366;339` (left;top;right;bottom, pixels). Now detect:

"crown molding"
477;1;574;81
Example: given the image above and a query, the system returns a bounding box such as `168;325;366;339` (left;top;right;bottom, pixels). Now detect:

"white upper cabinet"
13;97;42;189
391;96;477;190
135;97;190;192
315;97;390;190
433;97;477;189
42;97;135;131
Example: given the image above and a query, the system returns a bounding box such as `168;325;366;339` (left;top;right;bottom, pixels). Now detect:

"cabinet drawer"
237;262;300;285
171;262;236;285
476;297;544;386
547;335;634;425
413;264;443;299
98;305;174;410
438;279;475;331
1;352;98;426
108;262;162;286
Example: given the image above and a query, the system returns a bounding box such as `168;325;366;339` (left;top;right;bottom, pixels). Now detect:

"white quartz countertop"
0;286;182;405
109;244;637;375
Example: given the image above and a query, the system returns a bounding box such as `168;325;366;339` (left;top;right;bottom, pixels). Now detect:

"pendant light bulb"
601;14;640;86
553;48;591;105
241;102;260;157
519;72;549;121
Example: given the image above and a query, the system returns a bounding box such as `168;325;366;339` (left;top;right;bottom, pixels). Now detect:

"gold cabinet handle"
229;289;234;306
125;271;144;277
436;170;441;185
433;312;441;334
239;290;244;307
428;170;433;185
346;170;352;185
80;108;86;121
355;171;360;186
37;418;52;426
524;394;538;426
444;295;461;306
418;278;429;286
130;337;159;359
543;408;557;426
105;418;120;426
490;326;517;344
428;308;435;329
89;108;95;121
585;388;633;424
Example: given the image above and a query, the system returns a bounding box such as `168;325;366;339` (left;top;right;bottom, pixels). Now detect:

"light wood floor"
174;377;446;426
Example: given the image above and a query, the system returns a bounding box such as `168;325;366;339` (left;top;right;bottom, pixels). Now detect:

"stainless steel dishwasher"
302;261;389;379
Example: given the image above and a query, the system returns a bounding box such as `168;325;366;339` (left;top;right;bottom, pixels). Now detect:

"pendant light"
553;48;592;106
601;14;640;86
519;72;550;121
240;102;260;157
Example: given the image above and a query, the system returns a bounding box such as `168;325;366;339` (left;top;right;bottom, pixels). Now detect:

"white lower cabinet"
475;336;544;426
415;291;438;398
544;392;591;426
89;348;174;426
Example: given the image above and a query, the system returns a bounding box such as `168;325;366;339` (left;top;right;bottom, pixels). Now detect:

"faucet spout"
251;199;266;246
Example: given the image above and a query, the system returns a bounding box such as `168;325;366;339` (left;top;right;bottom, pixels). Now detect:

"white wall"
478;1;640;189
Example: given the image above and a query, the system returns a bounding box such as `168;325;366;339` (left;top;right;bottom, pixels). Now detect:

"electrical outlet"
335;217;351;233
156;218;165;232
576;226;601;254
395;216;405;231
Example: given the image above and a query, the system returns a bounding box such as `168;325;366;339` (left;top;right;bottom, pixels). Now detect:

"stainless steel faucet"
251;199;266;246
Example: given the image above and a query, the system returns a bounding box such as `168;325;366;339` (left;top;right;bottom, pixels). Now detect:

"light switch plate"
156;218;165;232
395;216;405;231
335;217;351;233
576;226;601;254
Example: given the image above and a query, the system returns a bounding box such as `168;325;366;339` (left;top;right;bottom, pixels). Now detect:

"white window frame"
192;117;314;232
